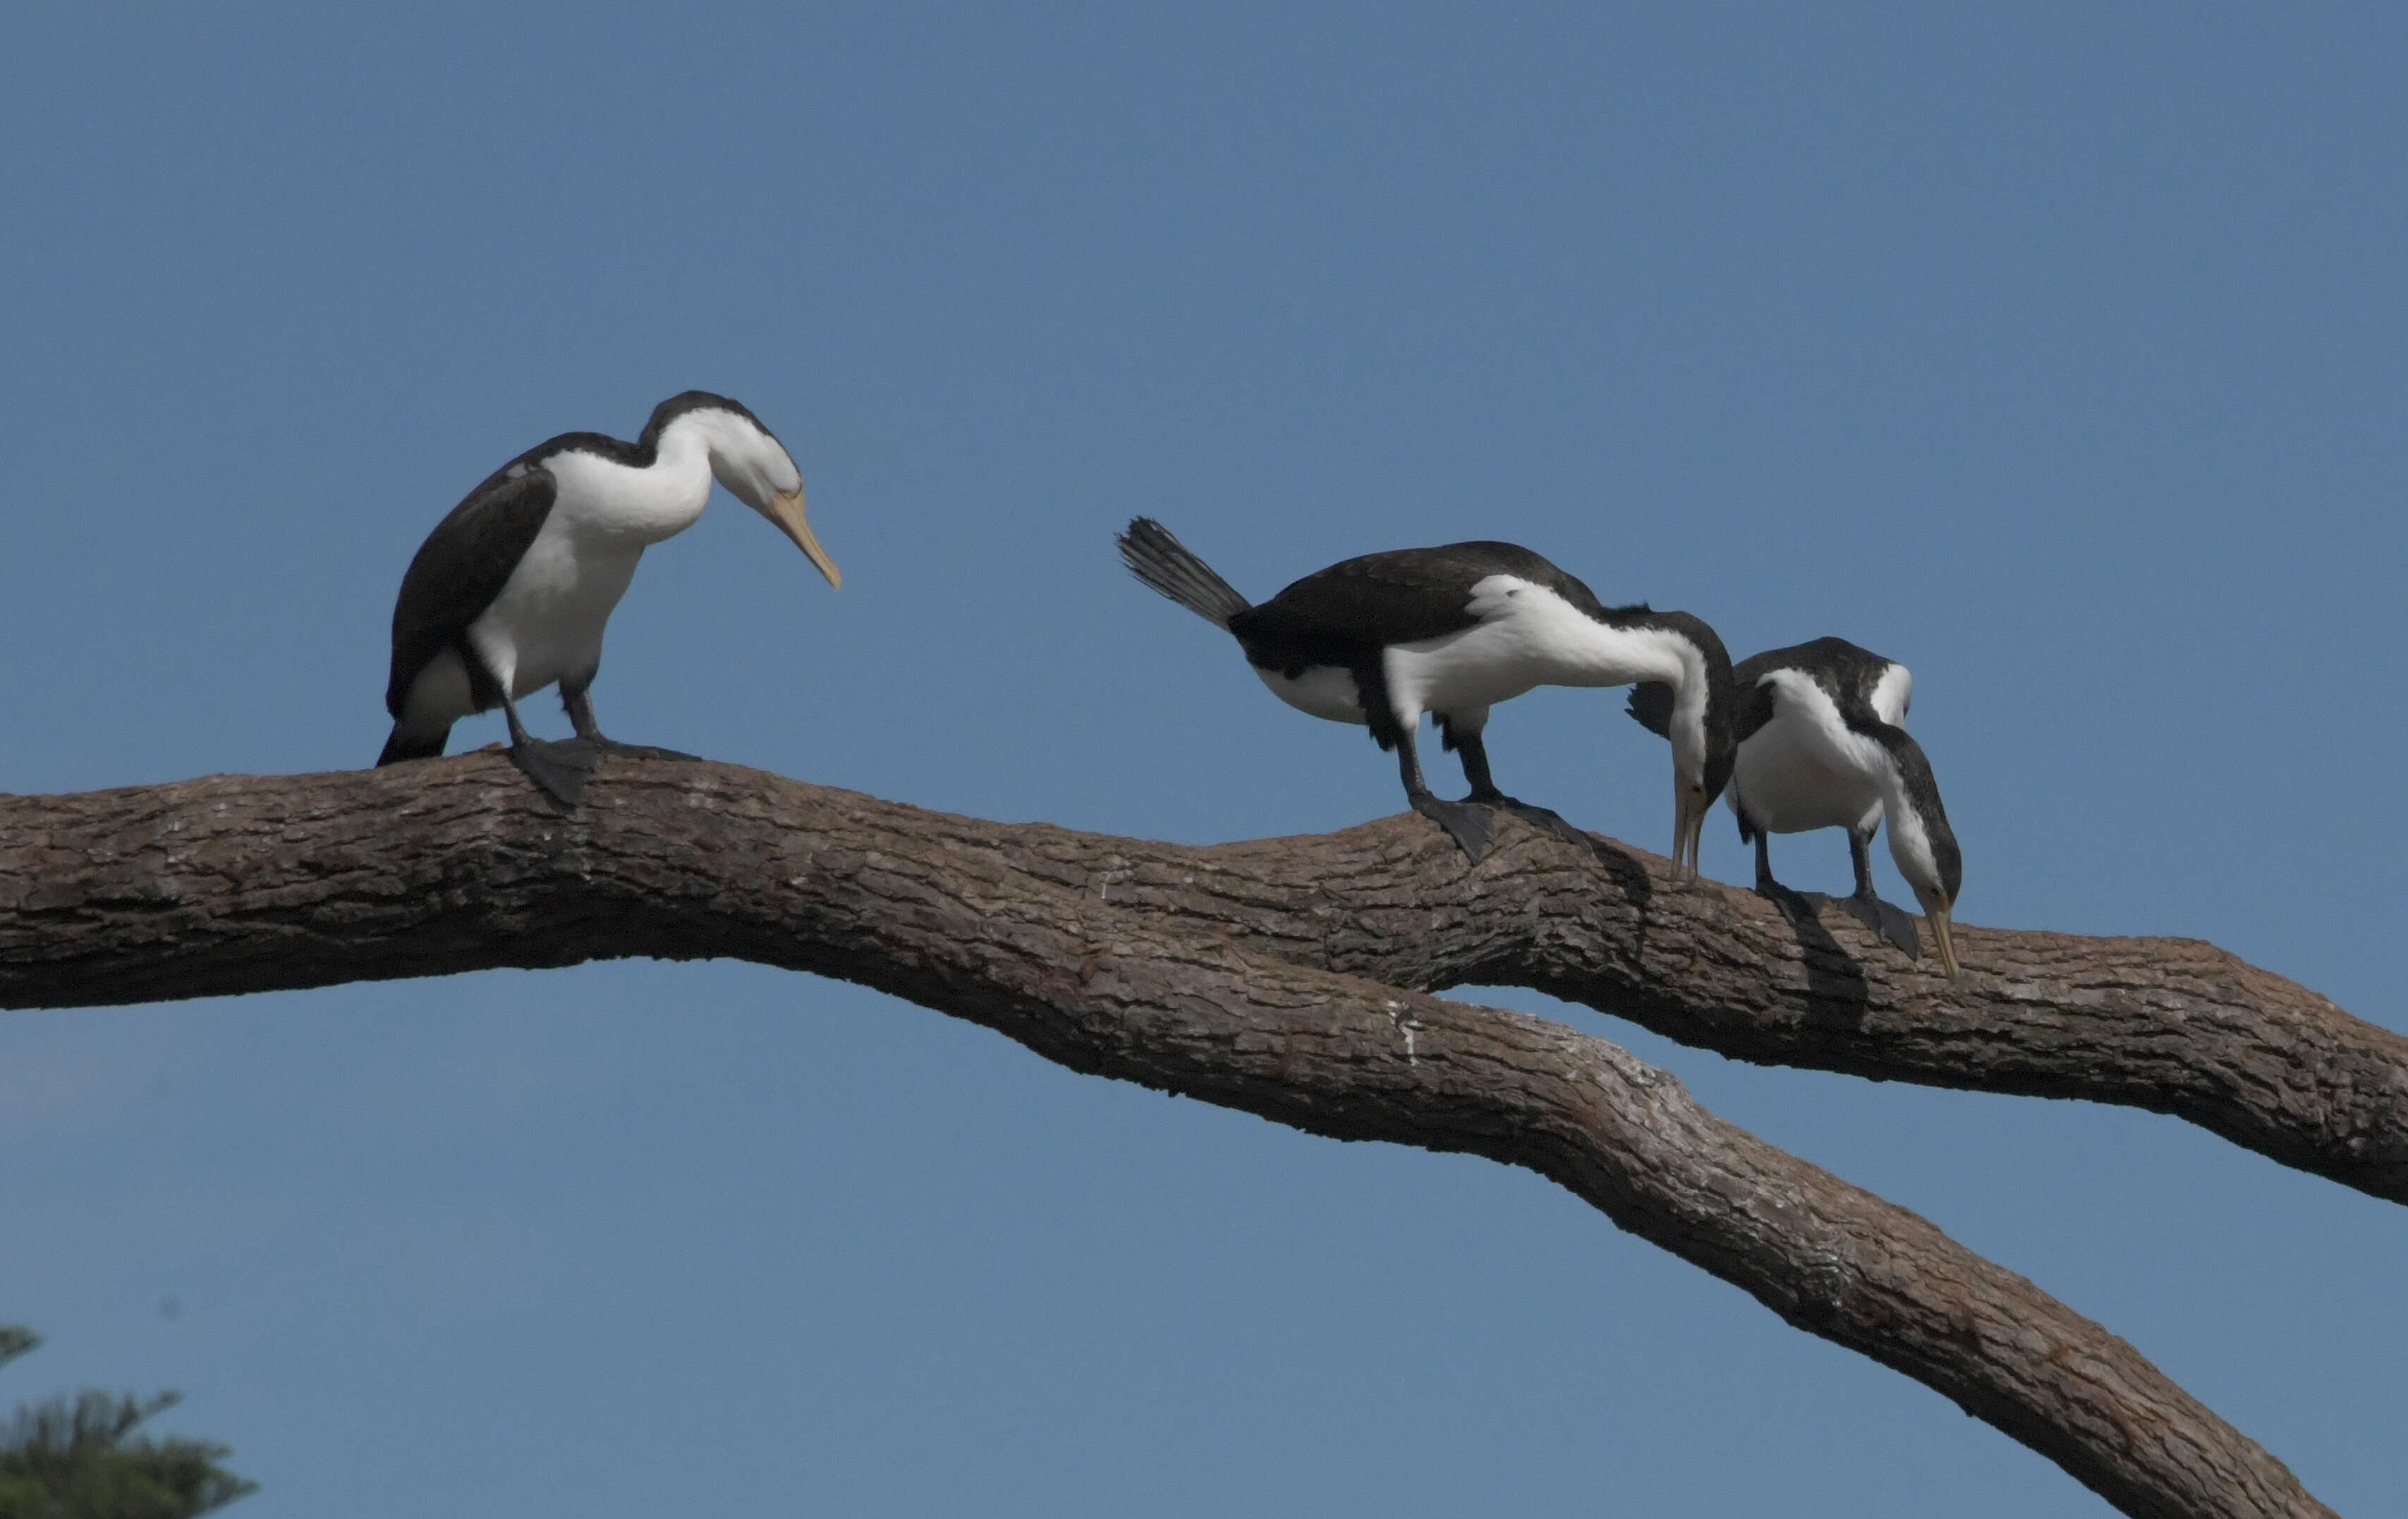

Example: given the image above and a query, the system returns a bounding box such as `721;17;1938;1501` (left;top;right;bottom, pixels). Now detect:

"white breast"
467;516;646;699
1729;671;1888;835
460;444;716;702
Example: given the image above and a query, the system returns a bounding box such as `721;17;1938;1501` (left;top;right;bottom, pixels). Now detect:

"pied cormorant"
1631;636;1962;974
377;391;839;804
1119;518;1735;873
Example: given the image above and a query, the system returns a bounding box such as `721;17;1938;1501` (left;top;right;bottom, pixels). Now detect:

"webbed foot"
1474;793;1592;850
587;737;701;762
1412;794;1498;864
1842;891;1923;960
508;737;601;808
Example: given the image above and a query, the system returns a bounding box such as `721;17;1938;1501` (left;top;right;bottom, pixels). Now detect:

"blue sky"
2;4;2402;1514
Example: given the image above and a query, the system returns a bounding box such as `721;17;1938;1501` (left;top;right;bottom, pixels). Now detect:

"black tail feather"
1117;518;1251;629
377;725;449;766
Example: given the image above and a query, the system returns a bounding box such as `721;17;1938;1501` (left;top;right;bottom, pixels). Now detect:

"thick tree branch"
8;757;2398;1203
1088;813;2408;1208
0;757;2368;1518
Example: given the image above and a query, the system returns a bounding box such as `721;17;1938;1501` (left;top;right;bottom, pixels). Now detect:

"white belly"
1253;663;1368;725
468;518;645;701
1731;708;1885;835
1383;619;1552;722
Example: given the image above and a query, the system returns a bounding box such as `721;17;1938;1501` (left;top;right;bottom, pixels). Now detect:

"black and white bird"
1118;518;1735;873
1629;636;1962;974
377;392;839;805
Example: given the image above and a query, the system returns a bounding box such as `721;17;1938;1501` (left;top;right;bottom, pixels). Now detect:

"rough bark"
0;754;2373;1519
8;756;2398;1204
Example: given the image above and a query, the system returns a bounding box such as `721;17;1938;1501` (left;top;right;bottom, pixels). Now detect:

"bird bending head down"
1119;517;1737;877
1633;635;1962;974
690;399;838;590
376;390;840;806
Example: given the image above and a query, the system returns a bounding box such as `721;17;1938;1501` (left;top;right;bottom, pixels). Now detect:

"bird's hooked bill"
1672;783;1708;880
765;488;841;589
1926;904;1961;978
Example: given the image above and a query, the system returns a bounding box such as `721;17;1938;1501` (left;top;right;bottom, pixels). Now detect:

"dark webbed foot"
1470;791;1592;850
1842;891;1923;960
1412;793;1498;864
561;685;700;763
508;737;601;808
586;737;700;762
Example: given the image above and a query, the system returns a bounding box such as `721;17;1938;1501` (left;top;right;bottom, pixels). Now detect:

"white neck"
1653;634;1711;784
664;409;749;492
1548;615;1708;781
546;421;716;546
1874;756;1945;898
1546;619;1711;782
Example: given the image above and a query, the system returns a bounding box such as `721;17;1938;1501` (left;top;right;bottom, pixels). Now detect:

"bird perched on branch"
1119;517;1734;873
377;392;839;806
1629;635;1962;974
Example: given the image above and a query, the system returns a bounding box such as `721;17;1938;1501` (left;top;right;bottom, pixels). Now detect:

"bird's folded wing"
384;467;559;715
1233;547;1513;646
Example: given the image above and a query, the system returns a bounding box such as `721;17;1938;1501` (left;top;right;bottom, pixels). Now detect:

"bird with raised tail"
377;392;839;806
1118;518;1736;873
1629;635;1962;974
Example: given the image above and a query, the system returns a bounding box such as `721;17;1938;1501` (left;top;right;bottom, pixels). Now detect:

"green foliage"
0;1327;255;1519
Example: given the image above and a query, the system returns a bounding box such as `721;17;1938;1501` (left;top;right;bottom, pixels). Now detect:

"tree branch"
0;756;2367;1518
10;756;2395;1203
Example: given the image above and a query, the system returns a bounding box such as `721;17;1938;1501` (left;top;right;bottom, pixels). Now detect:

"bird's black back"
1730;638;1899;730
1230;540;1629;677
1634;634;1897;749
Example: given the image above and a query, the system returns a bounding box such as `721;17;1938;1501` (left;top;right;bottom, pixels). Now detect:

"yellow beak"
1672;785;1708;881
765;487;841;589
1926;903;1961;978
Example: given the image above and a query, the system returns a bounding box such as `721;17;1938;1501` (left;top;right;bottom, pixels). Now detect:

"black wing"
384;465;558;717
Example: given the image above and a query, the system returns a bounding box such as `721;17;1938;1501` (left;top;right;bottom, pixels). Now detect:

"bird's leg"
1453;730;1588;848
494;690;597;808
560;680;698;763
1753;830;1824;924
1397;725;1495;864
1842;827;1923;959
